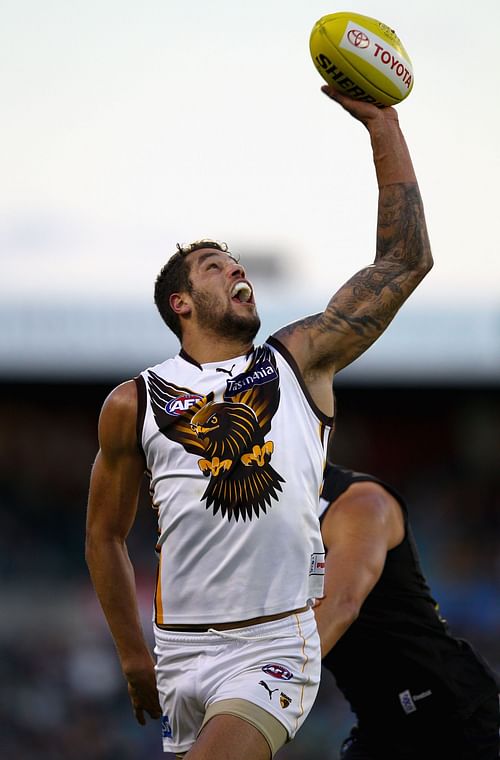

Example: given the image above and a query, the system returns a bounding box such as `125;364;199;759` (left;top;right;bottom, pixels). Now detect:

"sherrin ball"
310;11;413;106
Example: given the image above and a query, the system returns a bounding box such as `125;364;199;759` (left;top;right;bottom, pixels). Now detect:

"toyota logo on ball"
347;29;370;48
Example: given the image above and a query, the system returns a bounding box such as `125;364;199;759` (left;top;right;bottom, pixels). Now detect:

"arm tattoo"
275;183;433;371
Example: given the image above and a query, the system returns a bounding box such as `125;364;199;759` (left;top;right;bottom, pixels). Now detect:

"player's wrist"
369;125;417;186
120;647;155;676
366;110;401;138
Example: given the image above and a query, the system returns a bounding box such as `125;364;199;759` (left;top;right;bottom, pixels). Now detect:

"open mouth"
231;281;253;304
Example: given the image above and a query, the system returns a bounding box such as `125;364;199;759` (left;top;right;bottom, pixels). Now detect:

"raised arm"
85;380;161;725
314;480;404;657
273;87;433;405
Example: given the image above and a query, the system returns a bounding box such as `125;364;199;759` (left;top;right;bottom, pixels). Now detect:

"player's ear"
169;292;192;317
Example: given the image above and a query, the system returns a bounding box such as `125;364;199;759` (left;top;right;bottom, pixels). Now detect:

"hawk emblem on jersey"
147;347;285;521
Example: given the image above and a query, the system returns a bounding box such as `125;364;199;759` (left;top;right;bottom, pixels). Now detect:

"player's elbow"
403;248;433;291
85;530;100;569
317;595;363;657
421;249;434;275
414;234;434;277
411;244;433;276
331;594;363;635
84;528;119;568
338;596;363;629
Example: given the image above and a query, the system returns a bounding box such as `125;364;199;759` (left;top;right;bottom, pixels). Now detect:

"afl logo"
347;29;370;48
165;394;203;416
262;663;293;681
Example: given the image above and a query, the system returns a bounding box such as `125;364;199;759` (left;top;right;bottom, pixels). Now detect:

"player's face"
186;249;260;342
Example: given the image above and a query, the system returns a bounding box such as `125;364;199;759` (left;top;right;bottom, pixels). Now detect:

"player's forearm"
368;115;416;187
314;597;361;657
368;117;433;273
374;180;433;279
86;536;152;671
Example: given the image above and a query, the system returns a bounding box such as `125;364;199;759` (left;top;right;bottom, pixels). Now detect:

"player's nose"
227;261;246;280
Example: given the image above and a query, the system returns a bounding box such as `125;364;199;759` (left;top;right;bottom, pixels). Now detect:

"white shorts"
153;608;321;755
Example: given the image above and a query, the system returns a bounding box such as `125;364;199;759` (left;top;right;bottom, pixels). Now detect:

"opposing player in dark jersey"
316;463;500;760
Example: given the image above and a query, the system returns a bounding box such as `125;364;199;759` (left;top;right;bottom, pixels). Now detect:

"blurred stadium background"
1;251;499;759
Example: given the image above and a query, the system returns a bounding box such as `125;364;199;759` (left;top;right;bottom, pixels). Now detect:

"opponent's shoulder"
321;464;370;502
323;478;405;550
337;479;399;510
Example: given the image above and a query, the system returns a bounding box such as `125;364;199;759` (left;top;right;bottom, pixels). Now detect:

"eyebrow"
196;250;237;266
197;251;221;265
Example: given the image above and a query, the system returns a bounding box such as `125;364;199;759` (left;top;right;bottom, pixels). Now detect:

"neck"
180;333;253;364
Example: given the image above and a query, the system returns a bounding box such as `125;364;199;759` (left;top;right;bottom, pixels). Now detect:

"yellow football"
310;12;413;106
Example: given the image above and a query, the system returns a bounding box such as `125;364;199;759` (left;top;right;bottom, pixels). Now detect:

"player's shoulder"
97;380;142;454
99;379;140;434
102;379;137;411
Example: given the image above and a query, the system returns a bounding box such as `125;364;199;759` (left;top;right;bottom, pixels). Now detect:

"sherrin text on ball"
310;11;413;106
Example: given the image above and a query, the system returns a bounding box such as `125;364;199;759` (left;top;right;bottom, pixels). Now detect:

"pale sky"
2;0;500;312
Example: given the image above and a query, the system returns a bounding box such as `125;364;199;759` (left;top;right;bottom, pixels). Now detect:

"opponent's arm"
273;88;433;387
314;480;404;657
85;380;161;725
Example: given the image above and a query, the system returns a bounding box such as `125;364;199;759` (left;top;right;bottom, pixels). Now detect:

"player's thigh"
185;712;271;760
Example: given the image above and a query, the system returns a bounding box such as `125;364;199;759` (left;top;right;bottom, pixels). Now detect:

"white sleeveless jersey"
136;337;332;625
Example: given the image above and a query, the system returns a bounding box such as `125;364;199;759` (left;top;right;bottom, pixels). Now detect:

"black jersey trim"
179;346;255;370
320;465;408;524
133;375;147;462
179;349;203;370
266;335;333;426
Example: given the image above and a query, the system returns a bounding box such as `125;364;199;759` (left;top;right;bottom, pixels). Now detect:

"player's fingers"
147;704;162;720
146;692;162;720
135;706;146;725
321;84;341;100
321;85;359;112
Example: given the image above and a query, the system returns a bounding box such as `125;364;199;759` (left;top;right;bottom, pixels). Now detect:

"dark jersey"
320;464;499;753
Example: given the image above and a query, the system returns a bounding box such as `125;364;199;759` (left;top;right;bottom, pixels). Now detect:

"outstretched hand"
321;84;399;127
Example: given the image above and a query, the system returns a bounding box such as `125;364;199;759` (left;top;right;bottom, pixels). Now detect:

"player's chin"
244;305;259;324
224;310;261;341
230;302;259;324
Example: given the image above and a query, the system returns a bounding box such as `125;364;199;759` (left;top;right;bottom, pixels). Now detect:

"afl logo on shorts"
161;715;173;738
165;394;203;416
262;663;293;680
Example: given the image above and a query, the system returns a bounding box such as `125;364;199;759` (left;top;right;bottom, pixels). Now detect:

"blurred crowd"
1;381;499;759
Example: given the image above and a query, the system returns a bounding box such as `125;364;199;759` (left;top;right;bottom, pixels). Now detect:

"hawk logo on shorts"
148;347;285;522
279;692;292;709
262;663;293;680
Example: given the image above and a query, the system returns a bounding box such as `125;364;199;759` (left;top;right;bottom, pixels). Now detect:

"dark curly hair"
154;239;234;340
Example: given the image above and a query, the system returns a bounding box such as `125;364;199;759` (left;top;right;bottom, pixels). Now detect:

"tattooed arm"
272;87;433;413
